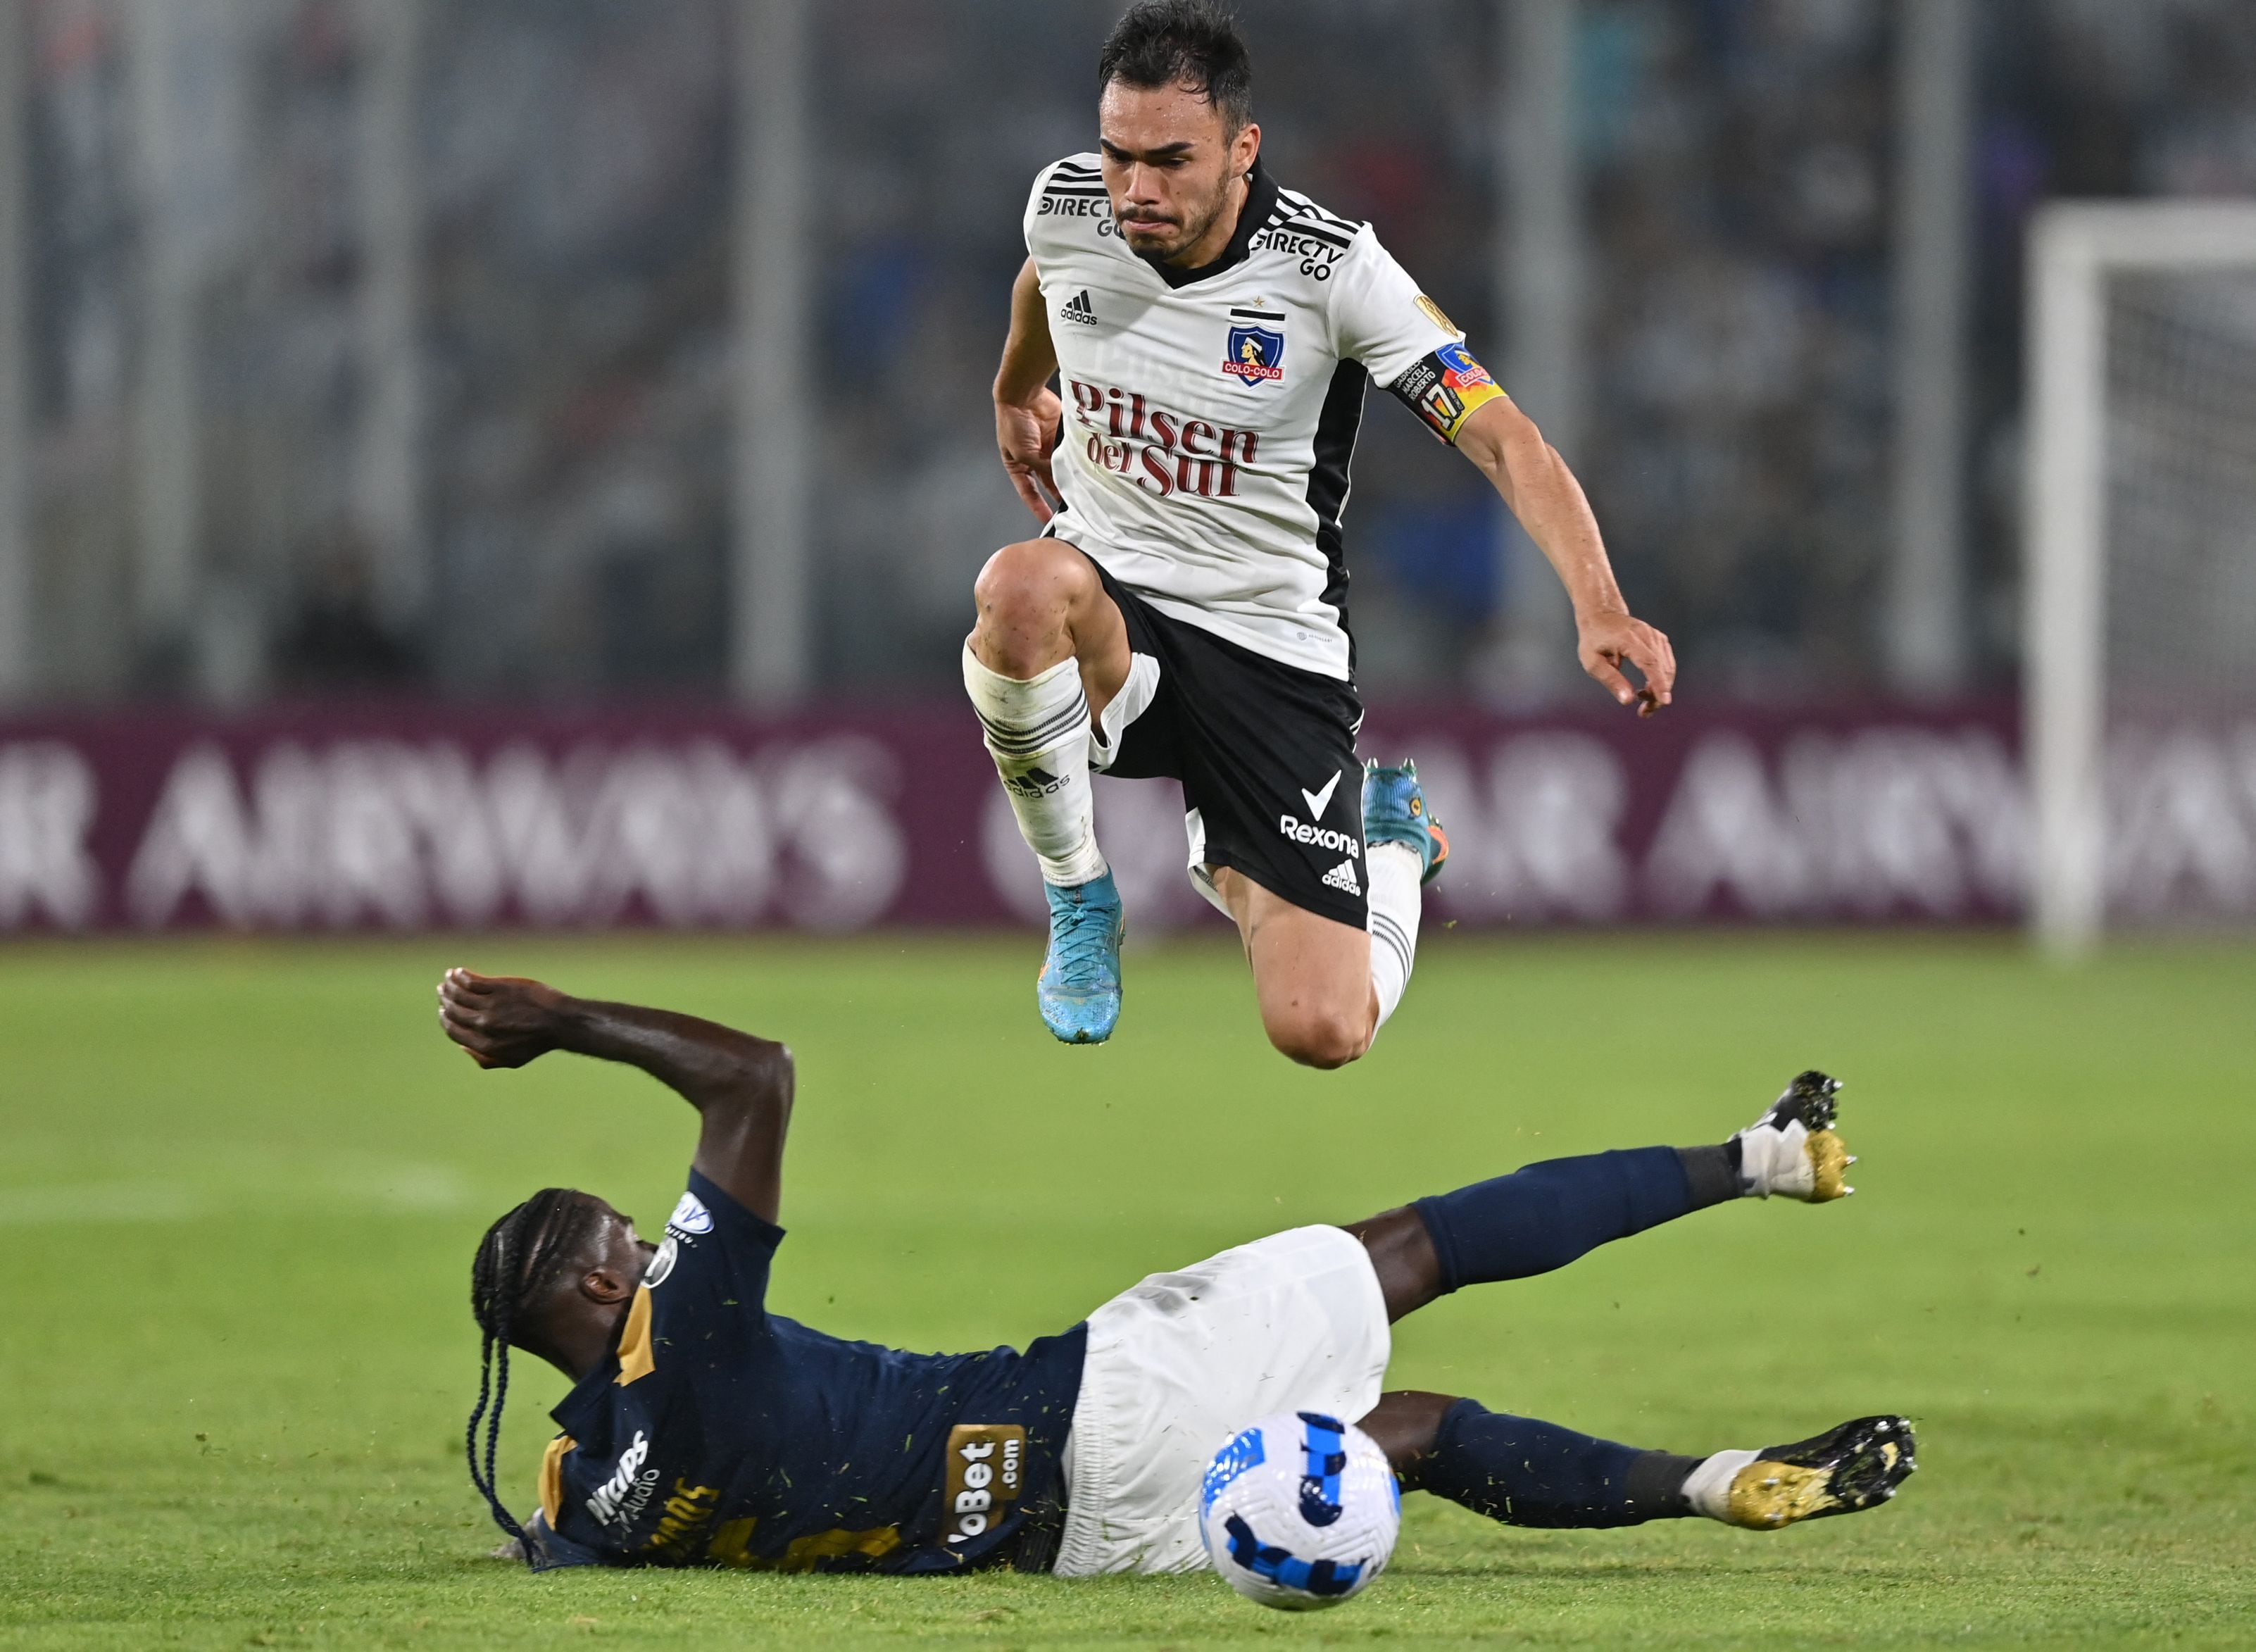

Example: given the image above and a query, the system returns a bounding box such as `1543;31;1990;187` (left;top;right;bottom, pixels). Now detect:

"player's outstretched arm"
1455;394;1676;717
436;968;792;1224
994;256;1064;522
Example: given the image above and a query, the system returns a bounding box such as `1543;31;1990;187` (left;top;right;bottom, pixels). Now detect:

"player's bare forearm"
437;969;792;1221
1462;401;1619;618
1457;396;1676;715
995;258;1060;406
994;258;1065;521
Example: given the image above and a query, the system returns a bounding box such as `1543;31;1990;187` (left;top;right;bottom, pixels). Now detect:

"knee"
1265;1003;1372;1070
973;540;1083;640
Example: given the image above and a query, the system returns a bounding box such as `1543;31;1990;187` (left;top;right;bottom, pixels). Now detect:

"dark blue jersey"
529;1171;1086;1572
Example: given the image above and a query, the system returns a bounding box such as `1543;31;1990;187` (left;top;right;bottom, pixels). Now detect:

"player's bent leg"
1215;868;1375;1068
1363;1391;1915;1532
966;540;1136;1044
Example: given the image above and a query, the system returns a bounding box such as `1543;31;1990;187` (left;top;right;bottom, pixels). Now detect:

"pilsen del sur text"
1067;378;1261;500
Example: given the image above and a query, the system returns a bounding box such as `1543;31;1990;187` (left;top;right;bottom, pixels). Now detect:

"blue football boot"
1362;760;1450;884
1038;870;1124;1044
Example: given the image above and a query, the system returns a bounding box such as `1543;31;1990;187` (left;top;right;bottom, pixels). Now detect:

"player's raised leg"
1343;1070;1855;1322
1214;875;1373;1068
966;537;1135;1044
1214;759;1448;1070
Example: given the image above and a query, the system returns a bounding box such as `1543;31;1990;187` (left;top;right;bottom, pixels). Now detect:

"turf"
1;932;2251;1650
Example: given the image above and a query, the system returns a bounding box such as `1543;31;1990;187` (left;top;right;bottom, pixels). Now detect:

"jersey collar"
1136;160;1281;290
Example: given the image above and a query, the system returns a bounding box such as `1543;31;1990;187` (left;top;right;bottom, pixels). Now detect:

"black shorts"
1081;553;1368;927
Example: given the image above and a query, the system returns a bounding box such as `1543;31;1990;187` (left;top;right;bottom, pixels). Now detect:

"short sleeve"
652;1173;780;1316
1024;153;1105;262
1328;229;1463;389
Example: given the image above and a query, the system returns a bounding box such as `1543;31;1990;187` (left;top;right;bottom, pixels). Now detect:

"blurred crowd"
20;0;2256;705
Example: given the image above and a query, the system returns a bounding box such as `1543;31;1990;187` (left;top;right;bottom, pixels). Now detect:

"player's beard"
1121;168;1236;265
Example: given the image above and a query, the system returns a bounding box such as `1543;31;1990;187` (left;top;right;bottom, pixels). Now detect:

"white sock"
962;644;1108;887
1680;1449;1760;1523
1366;841;1423;1029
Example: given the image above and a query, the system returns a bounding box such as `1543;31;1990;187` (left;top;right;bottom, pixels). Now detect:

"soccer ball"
1197;1410;1400;1610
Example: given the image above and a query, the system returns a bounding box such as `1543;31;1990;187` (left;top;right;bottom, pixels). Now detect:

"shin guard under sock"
962;645;1107;887
1412;1144;1738;1291
1412;1398;1698;1528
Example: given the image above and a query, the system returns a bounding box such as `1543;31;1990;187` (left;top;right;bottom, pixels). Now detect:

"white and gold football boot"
1685;1415;1918;1530
1734;1070;1855;1201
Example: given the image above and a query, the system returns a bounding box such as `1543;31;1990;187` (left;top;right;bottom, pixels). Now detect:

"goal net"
2025;202;2256;954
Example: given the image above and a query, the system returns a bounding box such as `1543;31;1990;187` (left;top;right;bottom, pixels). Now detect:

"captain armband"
1389;340;1505;444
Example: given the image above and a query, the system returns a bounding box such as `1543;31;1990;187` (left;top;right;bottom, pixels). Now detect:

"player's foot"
1720;1416;1917;1529
1362;761;1448;886
1038;871;1123;1044
1734;1070;1853;1200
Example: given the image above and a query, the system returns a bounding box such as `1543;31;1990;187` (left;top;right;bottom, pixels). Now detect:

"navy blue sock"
1411;1144;1736;1292
1410;1398;1696;1529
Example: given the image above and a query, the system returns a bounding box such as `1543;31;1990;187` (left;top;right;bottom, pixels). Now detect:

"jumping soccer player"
442;969;1912;1576
967;1;1674;1057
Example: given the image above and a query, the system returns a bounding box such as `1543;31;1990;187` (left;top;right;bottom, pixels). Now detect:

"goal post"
2024;201;2256;958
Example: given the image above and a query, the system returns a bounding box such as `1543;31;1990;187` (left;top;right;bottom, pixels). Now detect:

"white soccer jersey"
1024;156;1504;680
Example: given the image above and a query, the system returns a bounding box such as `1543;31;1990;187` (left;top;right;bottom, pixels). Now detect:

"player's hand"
996;389;1064;523
437;968;569;1069
1578;609;1675;717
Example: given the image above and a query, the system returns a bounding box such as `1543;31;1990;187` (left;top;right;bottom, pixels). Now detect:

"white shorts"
1053;1225;1392;1577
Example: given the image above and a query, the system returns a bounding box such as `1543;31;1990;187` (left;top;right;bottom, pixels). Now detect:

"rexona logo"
1066;379;1260;501
667;1192;713;1239
943;1423;1027;1545
1277;814;1361;857
587;1431;663;1531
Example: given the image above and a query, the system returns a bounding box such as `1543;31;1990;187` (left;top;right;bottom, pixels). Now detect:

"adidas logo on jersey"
1058;289;1098;326
1321;858;1361;896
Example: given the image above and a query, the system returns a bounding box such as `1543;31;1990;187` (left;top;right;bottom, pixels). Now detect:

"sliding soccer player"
966;1;1673;1058
443;969;1910;1576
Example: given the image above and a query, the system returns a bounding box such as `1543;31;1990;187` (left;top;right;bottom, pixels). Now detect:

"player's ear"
580;1267;634;1305
1234;120;1260;175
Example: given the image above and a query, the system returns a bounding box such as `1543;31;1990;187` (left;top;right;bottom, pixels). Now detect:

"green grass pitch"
2;932;2252;1649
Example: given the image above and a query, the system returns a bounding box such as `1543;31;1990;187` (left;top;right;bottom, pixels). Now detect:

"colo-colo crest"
1223;322;1286;385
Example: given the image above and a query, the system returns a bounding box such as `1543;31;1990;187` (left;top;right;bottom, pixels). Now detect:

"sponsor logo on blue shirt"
666;1192;713;1239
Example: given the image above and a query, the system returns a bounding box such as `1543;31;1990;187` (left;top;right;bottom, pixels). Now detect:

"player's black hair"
1098;0;1253;133
467;1187;598;1564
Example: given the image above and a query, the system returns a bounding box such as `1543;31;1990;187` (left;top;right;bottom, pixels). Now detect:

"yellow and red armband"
1389;340;1505;444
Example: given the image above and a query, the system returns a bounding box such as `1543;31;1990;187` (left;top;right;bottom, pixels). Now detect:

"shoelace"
1048;894;1119;988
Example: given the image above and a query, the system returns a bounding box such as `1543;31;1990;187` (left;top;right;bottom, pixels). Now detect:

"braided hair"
467;1188;600;1561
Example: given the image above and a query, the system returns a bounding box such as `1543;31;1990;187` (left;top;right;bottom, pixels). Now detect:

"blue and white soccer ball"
1197;1410;1400;1610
